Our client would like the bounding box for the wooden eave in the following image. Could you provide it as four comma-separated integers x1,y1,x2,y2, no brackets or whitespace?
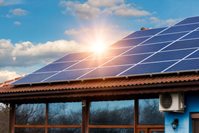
0,71,199,103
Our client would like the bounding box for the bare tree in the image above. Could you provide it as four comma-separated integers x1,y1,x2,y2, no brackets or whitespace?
0,104,9,133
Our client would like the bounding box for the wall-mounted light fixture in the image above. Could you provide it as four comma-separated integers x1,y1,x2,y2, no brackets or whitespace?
171,118,179,130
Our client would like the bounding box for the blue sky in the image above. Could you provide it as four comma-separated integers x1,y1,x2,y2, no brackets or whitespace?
0,0,199,82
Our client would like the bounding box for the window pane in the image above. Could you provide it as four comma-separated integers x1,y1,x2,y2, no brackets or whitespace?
48,128,81,133
15,128,45,133
15,104,45,125
139,99,164,125
48,102,82,125
90,100,134,125
89,128,134,133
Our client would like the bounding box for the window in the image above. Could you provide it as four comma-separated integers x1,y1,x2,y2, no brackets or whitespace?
15,128,45,133
137,99,164,133
15,104,45,125
139,99,164,125
89,100,134,132
13,99,164,133
48,102,82,125
14,102,82,133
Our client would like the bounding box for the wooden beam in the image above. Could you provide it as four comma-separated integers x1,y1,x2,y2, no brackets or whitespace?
134,99,138,133
88,125,134,128
9,104,15,133
45,103,48,133
82,100,90,133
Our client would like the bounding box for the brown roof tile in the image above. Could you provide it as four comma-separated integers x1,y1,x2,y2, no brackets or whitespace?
0,72,199,94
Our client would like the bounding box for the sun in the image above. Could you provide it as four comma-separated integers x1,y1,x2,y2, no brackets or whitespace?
90,39,107,54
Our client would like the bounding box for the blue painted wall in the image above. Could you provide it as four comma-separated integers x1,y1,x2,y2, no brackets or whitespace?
165,93,199,133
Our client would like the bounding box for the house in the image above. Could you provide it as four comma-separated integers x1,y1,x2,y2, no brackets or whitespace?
1,16,199,133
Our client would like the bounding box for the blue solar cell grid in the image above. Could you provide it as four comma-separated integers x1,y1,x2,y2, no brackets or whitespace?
13,16,199,85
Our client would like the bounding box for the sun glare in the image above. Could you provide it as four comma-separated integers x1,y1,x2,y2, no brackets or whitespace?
77,23,118,56
91,39,107,54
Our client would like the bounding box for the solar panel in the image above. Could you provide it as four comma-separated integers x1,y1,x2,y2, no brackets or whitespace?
165,58,199,72
113,37,150,47
164,39,199,51
120,61,177,76
160,23,199,34
34,61,77,73
13,16,199,85
123,42,170,55
181,30,199,40
44,69,93,82
142,32,188,44
176,16,199,26
124,27,166,39
79,65,131,79
143,49,196,63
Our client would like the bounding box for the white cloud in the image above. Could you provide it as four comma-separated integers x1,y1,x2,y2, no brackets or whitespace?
0,0,22,6
10,8,28,16
14,21,21,26
61,1,100,20
0,39,81,68
88,0,124,7
64,29,79,36
60,0,150,20
149,17,180,27
0,70,21,83
113,4,150,17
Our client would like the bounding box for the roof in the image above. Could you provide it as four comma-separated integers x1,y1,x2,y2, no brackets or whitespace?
0,71,199,102
2,16,199,102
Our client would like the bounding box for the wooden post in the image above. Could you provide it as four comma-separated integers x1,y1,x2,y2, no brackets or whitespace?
45,103,49,133
82,100,90,133
9,103,15,133
134,99,138,133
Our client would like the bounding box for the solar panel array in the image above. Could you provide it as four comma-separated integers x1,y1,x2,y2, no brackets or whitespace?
13,16,199,85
